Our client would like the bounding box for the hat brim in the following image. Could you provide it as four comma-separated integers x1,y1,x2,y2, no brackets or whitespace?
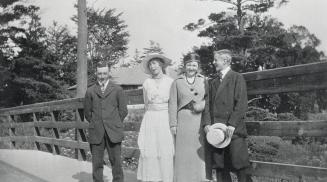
141,54,172,75
206,123,232,148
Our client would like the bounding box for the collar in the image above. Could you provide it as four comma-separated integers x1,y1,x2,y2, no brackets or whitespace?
98,79,109,89
220,66,231,79
177,73,204,79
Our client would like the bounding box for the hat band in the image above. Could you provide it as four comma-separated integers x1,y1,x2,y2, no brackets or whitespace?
216,129,227,145
184,59,199,64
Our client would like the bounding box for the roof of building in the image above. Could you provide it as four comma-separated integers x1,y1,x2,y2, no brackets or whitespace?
110,66,149,85
67,65,179,90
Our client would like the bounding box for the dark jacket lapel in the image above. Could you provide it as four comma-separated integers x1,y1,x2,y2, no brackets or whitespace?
215,70,233,100
103,82,115,98
210,77,220,102
94,82,103,98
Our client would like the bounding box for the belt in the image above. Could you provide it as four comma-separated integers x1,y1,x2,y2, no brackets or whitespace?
147,103,168,111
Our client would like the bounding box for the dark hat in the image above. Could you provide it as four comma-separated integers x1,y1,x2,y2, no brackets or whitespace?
214,49,233,56
183,53,200,65
96,62,110,68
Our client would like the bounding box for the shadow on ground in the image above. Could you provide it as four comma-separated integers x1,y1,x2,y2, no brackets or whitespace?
72,171,109,182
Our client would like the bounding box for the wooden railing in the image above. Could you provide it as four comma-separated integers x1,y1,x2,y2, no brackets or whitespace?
1,61,327,180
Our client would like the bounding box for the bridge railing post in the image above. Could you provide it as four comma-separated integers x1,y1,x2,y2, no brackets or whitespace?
51,111,61,155
75,108,87,161
7,115,16,149
32,113,41,151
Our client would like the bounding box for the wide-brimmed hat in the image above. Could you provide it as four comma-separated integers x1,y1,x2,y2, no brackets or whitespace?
141,54,172,75
206,123,232,148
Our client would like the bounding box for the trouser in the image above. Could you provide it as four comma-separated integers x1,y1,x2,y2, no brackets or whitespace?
215,168,252,182
90,133,123,182
211,137,252,182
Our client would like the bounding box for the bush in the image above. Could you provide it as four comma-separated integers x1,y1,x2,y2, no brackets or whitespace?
277,113,300,121
246,106,277,121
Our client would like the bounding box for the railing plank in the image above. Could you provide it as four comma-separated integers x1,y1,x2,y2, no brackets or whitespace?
246,72,327,95
0,136,35,143
0,98,84,115
1,120,327,137
244,61,327,81
250,160,327,179
0,62,326,114
34,121,89,129
34,136,89,150
246,120,327,137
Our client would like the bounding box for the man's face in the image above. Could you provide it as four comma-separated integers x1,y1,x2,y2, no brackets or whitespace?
96,66,110,83
213,53,229,71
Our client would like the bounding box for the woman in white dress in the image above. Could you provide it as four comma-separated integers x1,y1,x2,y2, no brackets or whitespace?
137,54,174,182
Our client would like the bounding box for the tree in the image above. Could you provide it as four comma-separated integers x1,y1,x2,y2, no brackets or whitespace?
72,8,129,68
121,40,164,68
184,0,326,119
45,22,77,85
141,40,164,57
0,2,65,107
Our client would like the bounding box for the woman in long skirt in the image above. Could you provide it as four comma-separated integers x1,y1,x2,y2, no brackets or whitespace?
169,53,210,182
137,54,174,182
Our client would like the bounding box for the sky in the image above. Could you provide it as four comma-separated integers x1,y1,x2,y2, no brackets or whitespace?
29,0,327,64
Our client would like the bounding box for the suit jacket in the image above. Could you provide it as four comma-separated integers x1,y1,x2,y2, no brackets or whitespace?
202,69,248,137
84,82,128,144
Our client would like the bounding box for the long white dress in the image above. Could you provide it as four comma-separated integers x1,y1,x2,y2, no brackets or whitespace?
137,75,174,182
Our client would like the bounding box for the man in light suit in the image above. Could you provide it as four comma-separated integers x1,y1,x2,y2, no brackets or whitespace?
84,63,128,182
202,49,252,182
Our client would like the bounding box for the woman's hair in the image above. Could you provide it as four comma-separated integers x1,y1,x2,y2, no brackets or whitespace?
148,58,166,74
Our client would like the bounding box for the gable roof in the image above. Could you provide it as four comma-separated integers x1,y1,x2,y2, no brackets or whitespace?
110,66,149,85
67,65,179,90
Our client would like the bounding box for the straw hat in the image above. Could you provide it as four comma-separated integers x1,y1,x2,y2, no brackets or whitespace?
206,123,232,148
141,54,172,75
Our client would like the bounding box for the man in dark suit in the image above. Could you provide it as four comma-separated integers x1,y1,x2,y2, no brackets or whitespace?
84,63,128,182
202,49,252,182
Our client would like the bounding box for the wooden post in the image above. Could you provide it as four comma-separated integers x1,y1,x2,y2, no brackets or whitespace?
32,113,41,150
7,115,15,148
75,109,87,161
76,0,88,98
51,112,61,155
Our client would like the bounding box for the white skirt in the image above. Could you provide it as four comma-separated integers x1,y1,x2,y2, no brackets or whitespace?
137,109,174,182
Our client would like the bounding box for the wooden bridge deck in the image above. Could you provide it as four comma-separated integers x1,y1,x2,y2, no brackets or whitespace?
0,149,136,182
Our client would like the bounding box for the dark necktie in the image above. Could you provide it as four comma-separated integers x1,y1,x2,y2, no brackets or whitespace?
217,71,223,81
101,83,105,93
212,71,222,92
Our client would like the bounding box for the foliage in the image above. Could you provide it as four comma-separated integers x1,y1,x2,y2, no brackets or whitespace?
0,2,66,107
72,8,129,69
184,0,326,118
122,40,164,67
246,106,277,121
248,136,327,168
141,40,164,57
45,22,77,85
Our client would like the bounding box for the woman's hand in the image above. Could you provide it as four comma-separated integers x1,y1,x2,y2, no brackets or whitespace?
170,126,177,135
